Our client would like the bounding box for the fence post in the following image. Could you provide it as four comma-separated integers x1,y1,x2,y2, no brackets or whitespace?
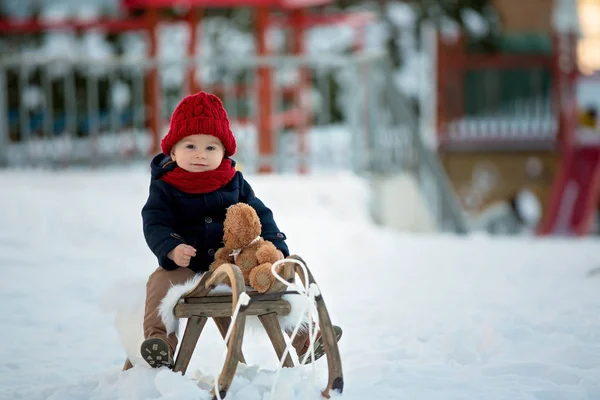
0,66,8,166
255,6,274,173
146,7,162,156
419,22,438,151
347,62,365,174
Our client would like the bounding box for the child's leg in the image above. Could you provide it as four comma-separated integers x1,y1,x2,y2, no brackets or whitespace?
143,266,196,356
286,324,343,364
290,327,312,355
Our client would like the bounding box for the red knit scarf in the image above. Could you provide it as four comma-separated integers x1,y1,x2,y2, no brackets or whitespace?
161,158,236,194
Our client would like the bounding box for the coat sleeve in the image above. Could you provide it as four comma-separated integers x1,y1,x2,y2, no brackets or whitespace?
239,176,290,257
141,181,183,270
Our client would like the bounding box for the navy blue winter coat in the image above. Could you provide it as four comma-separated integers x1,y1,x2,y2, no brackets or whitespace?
142,154,289,273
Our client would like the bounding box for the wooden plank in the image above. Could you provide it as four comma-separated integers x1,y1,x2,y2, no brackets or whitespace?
288,254,307,287
173,316,207,375
302,261,344,398
185,295,236,304
174,300,290,318
214,316,231,340
266,259,296,293
258,313,294,368
183,271,215,298
213,317,247,364
204,264,247,399
184,291,296,303
122,358,133,371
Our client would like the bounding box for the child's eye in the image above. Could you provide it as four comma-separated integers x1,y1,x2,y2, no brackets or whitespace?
207,145,216,151
186,144,195,150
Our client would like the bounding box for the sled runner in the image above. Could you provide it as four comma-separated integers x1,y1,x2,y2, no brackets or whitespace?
123,255,343,400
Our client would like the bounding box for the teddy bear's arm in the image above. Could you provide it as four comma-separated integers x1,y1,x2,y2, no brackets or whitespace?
255,241,283,265
209,247,234,271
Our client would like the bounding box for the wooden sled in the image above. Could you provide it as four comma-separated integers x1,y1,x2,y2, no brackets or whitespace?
123,255,343,400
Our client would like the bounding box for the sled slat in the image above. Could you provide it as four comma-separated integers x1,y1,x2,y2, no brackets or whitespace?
266,260,295,293
183,271,215,298
175,300,290,318
259,312,294,368
122,358,133,371
213,317,247,364
173,315,207,375
206,264,247,399
184,290,294,303
288,255,344,398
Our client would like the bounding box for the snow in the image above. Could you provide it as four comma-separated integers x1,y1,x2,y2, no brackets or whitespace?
110,81,131,111
460,9,489,38
386,2,416,28
514,189,542,227
1,167,600,399
21,85,45,110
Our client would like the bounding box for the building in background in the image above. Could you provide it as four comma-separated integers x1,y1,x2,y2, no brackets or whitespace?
435,0,600,235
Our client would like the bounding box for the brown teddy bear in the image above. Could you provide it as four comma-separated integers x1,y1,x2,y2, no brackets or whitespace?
209,203,283,293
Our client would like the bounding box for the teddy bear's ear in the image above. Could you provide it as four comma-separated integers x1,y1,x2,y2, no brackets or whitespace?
238,204,259,223
227,203,259,224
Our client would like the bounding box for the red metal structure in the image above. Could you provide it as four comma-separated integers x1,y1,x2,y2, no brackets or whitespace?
436,31,600,235
0,0,375,173
123,0,335,173
536,34,600,235
436,34,557,150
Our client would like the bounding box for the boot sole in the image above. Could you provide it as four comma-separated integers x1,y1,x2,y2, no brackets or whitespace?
140,338,173,368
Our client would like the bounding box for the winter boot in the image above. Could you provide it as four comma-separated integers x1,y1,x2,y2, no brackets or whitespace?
295,325,343,365
140,337,174,368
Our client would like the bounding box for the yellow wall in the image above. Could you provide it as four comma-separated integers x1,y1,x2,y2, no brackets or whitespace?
441,151,560,214
491,0,554,33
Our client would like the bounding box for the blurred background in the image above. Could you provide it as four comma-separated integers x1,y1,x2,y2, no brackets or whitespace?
0,0,597,238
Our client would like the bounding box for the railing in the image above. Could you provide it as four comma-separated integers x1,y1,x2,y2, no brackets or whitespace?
348,56,468,233
435,33,574,151
0,51,467,233
0,52,380,171
0,55,150,167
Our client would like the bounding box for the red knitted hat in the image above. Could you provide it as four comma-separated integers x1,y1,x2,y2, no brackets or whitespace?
161,92,236,157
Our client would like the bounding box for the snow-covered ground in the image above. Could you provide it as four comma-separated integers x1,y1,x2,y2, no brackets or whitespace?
1,166,600,400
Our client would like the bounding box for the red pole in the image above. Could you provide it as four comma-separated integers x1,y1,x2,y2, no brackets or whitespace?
537,32,580,235
147,7,162,155
435,32,446,145
353,24,366,52
455,34,466,124
290,9,309,174
186,8,202,95
436,33,465,147
553,32,578,153
256,6,274,173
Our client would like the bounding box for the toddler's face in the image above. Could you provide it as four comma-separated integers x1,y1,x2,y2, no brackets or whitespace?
170,134,225,172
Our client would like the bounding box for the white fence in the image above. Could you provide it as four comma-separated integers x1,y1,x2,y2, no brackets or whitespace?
0,52,380,172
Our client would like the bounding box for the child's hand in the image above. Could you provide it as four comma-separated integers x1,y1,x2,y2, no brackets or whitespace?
168,244,197,267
